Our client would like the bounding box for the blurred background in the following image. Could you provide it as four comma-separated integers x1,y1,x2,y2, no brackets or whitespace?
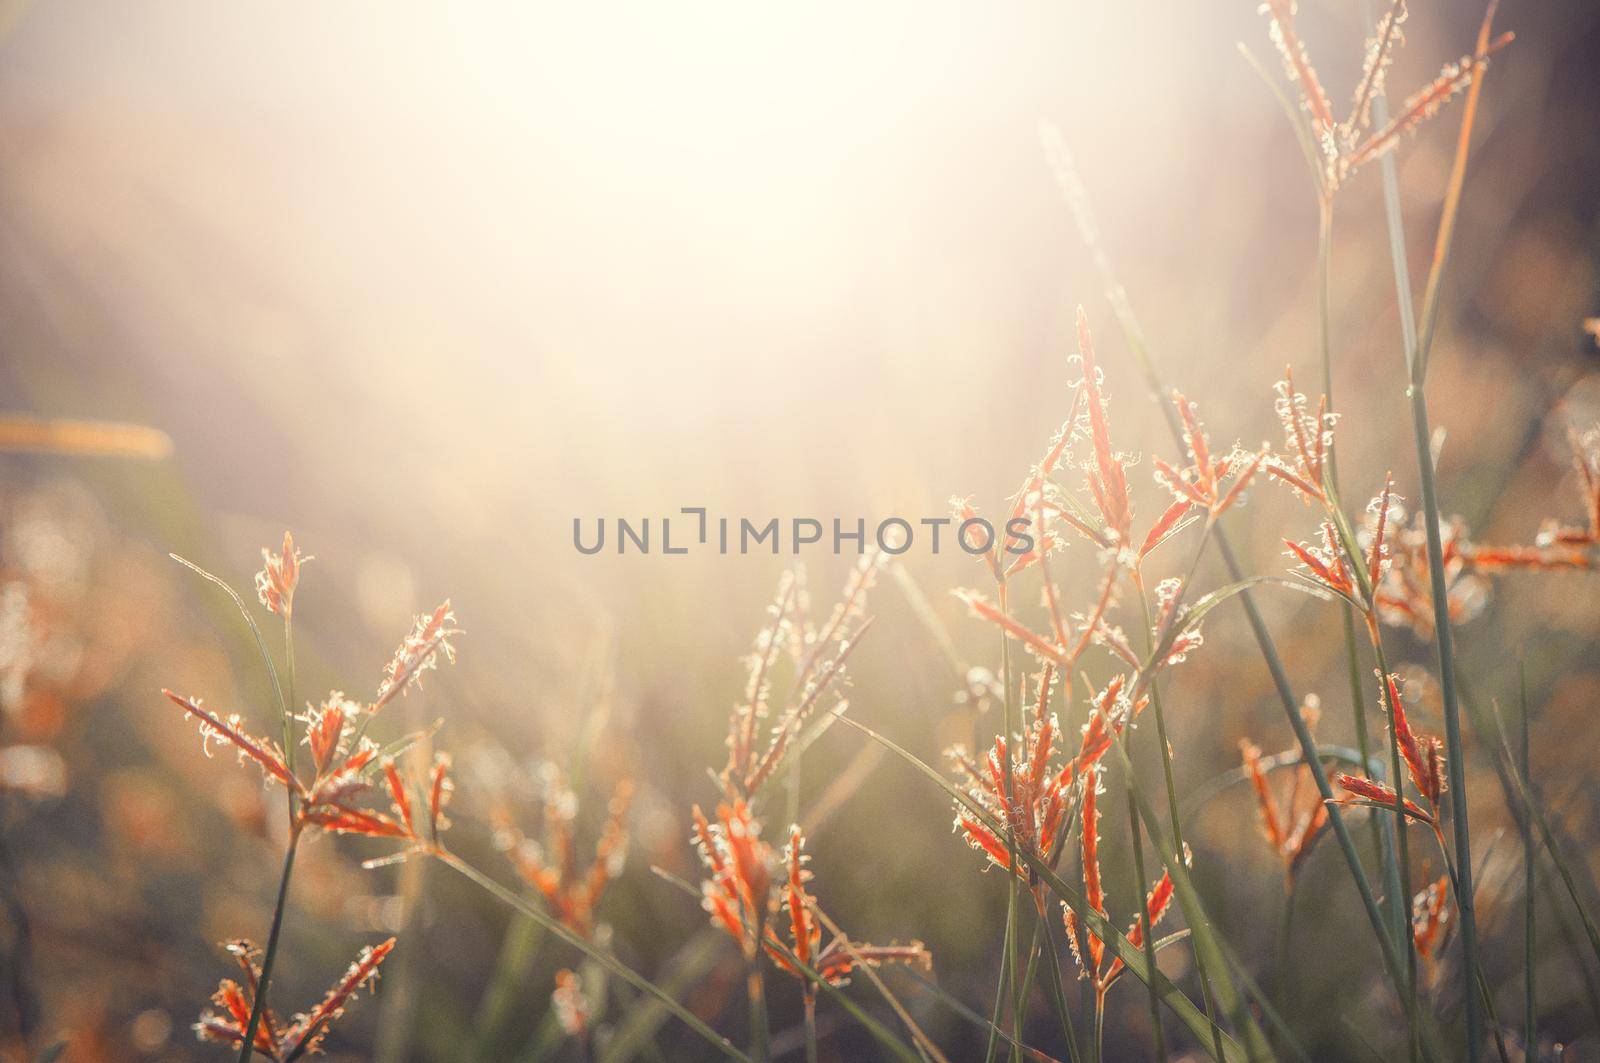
1,0,1599,1058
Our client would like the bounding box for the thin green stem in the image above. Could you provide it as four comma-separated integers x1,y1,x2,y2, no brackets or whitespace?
238,832,300,1063
746,955,769,1063
1126,792,1168,1061
440,852,752,1062
1405,379,1483,1060
1132,574,1222,1061
283,616,297,783
1363,5,1497,1051
1275,885,1295,1022
1520,666,1536,1059
1092,992,1104,1063
1459,681,1600,968
1320,187,1408,980
1370,635,1421,1063
240,611,301,1063
999,583,1024,1063
1030,890,1084,1063
983,900,1015,1063
804,991,818,1063
1317,196,1398,935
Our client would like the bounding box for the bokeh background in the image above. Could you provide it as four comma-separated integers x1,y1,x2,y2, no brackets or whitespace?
1,0,1599,1058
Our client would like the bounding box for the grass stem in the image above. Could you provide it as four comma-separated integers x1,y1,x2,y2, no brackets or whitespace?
237,832,300,1063
1520,665,1536,1059
1125,791,1168,1061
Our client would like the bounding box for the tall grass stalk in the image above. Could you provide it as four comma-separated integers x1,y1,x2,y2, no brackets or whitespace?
998,584,1026,1063
1520,665,1536,1057
1125,792,1168,1061
984,901,1016,1063
1131,571,1225,1060
439,851,754,1062
1361,6,1508,1052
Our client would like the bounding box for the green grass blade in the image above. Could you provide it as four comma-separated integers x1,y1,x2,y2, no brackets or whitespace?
1032,895,1084,1063
1125,791,1170,1061
1106,737,1274,1062
439,852,753,1063
170,553,291,757
600,932,727,1063
1214,936,1313,1063
1520,666,1536,1059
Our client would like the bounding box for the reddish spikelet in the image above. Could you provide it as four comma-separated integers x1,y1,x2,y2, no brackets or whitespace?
585,779,634,903
1130,873,1175,950
692,800,774,956
1215,450,1267,519
727,575,796,784
504,772,631,936
1155,391,1262,523
255,532,308,620
688,814,933,988
1080,767,1106,970
723,800,770,907
782,827,819,971
1347,0,1409,139
195,941,282,1055
1267,371,1334,504
724,565,875,798
1376,512,1491,637
164,691,299,793
1412,874,1452,962
1380,672,1443,809
1154,457,1210,509
301,805,411,839
1284,524,1356,600
956,591,1068,665
954,812,1017,874
383,758,415,837
1100,870,1176,990
373,600,459,713
1333,772,1433,825
551,968,590,1040
1026,666,1057,792
1060,797,1178,995
1174,391,1213,494
197,938,394,1060
813,942,933,986
1241,727,1330,883
1005,390,1088,531
690,804,747,943
1367,474,1397,593
1260,0,1335,138
1342,31,1514,175
427,752,454,836
304,694,356,777
1138,498,1195,563
950,495,1005,581
950,669,1078,880
1241,740,1288,851
1469,545,1590,570
279,938,396,1059
1075,308,1133,544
